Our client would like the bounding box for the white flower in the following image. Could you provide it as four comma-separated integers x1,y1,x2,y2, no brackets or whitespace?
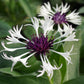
37,55,62,79
0,17,78,79
39,2,81,26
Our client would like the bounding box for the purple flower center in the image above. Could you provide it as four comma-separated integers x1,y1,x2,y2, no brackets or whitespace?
26,35,53,55
52,12,67,24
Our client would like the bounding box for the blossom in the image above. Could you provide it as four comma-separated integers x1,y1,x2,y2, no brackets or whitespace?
39,2,81,28
0,17,78,79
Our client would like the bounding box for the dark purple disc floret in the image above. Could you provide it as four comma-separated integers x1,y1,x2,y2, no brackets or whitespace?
26,35,53,55
52,12,67,24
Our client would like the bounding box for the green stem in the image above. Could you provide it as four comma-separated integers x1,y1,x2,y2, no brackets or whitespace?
48,76,53,84
49,79,53,84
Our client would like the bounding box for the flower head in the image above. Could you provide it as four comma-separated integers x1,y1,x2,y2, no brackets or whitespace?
26,34,53,55
0,17,78,79
39,2,81,27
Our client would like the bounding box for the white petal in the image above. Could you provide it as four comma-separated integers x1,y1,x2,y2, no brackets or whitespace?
11,62,17,71
50,46,74,64
58,24,74,37
1,53,12,60
61,3,70,14
53,24,78,44
19,52,36,67
53,64,63,70
53,4,61,13
9,25,28,41
37,55,61,79
24,17,39,37
54,24,74,42
66,10,81,25
63,24,74,36
63,32,79,41
2,52,31,71
6,36,26,45
39,2,54,18
40,17,54,36
37,70,45,77
1,42,26,52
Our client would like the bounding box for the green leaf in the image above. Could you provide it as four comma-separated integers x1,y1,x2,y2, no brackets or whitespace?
78,7,84,14
19,0,42,18
9,0,15,13
27,0,42,14
49,45,64,84
53,61,62,84
59,46,67,83
63,76,84,84
78,17,84,73
50,44,67,83
22,25,36,39
0,73,50,84
0,21,11,38
63,28,82,82
0,68,21,77
19,0,34,17
79,17,84,58
14,56,41,74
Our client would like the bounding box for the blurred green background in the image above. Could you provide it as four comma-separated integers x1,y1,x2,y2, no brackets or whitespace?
0,0,84,84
